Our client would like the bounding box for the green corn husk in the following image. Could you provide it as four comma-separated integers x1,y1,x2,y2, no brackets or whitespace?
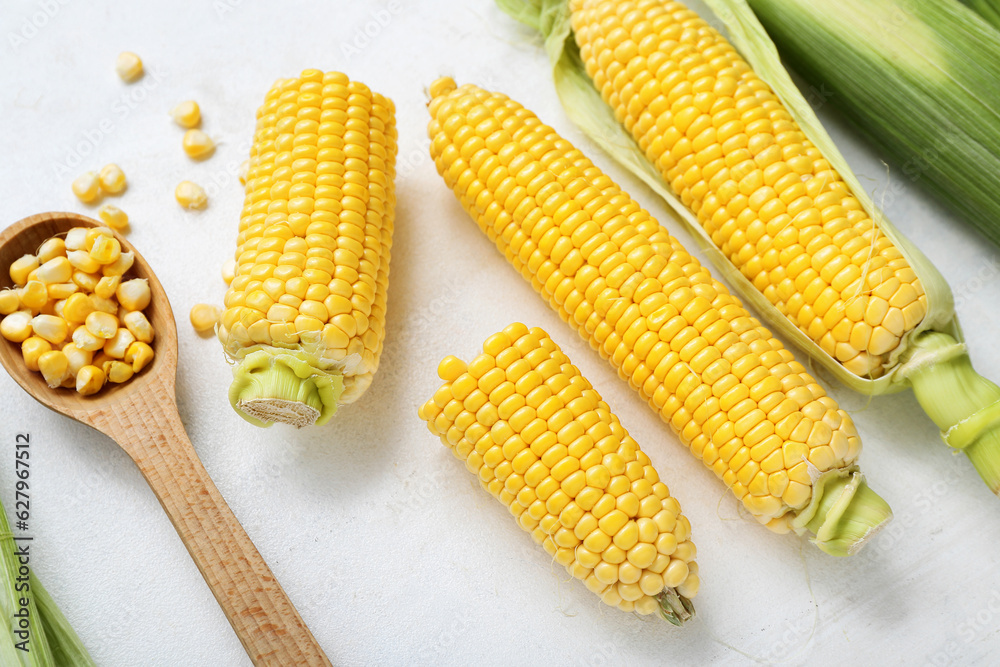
960,0,1000,29
495,0,1000,493
747,0,1000,248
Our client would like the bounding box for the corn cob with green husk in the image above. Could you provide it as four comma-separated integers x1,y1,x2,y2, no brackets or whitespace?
426,77,892,555
495,0,1000,493
419,324,698,621
959,0,1000,29
217,69,396,427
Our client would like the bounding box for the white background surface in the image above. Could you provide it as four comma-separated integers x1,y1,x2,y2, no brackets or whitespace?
1,1,999,665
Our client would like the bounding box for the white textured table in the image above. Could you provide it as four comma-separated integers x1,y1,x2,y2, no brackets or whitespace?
2,1,999,665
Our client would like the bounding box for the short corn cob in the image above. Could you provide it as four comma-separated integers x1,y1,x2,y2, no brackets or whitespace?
217,69,396,427
568,0,927,379
427,78,891,554
419,323,698,621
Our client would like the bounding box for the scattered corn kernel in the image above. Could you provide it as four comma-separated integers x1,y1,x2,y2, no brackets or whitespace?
182,129,215,159
98,204,129,230
103,327,135,359
36,238,66,263
62,343,93,375
47,283,78,301
71,172,101,203
85,311,118,339
71,271,99,292
98,164,127,195
116,279,150,311
38,350,70,388
0,290,18,315
175,181,207,209
106,360,134,383
89,235,122,265
189,303,220,333
36,257,73,284
9,255,38,286
102,251,134,277
94,275,120,300
76,365,106,396
123,310,154,343
170,100,201,128
21,337,52,372
18,281,48,311
31,314,69,345
124,341,154,373
67,250,101,273
84,227,114,251
64,228,89,252
115,51,143,82
63,293,94,323
72,325,104,352
1,311,33,343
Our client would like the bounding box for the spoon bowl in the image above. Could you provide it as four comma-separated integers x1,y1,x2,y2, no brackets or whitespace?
0,212,331,667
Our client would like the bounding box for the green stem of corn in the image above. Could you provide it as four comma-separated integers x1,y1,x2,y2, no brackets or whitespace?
229,349,343,428
901,332,1000,493
797,472,892,556
656,588,695,626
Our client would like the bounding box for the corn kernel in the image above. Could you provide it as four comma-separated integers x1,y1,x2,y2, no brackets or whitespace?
38,350,70,388
72,325,104,352
115,51,143,82
17,281,48,311
124,341,154,373
2,311,34,343
237,160,249,185
85,311,118,339
103,327,135,359
182,129,215,159
98,164,127,194
36,238,66,263
76,365,106,396
102,251,134,277
46,283,78,301
31,314,68,345
94,275,120,300
189,303,220,333
123,310,154,343
221,257,236,285
71,172,101,203
98,204,129,230
84,227,114,251
62,343,93,375
0,290,18,316
9,255,39,286
107,360,134,383
89,235,121,265
21,337,52,372
64,228,88,251
116,279,150,311
170,100,201,128
175,181,207,209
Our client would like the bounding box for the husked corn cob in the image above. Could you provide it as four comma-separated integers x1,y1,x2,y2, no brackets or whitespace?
427,78,891,554
419,323,698,621
217,69,396,428
568,0,926,379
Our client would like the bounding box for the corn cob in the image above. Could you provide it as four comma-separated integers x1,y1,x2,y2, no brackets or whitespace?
427,77,891,555
419,323,698,621
217,69,396,427
495,0,1000,493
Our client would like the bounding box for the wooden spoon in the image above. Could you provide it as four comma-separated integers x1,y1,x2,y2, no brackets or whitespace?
0,212,331,666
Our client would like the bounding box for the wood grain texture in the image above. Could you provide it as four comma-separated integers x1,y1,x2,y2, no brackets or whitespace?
0,212,331,666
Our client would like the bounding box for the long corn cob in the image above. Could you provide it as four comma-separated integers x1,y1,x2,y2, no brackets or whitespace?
427,77,891,555
419,323,698,621
218,69,396,427
496,0,1000,493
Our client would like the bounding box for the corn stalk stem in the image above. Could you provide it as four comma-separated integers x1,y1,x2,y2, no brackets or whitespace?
229,349,343,428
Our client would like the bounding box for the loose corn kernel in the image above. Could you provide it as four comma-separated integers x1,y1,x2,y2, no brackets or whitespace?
85,311,118,339
102,251,134,277
38,350,70,388
63,293,94,323
67,250,100,274
419,324,698,617
72,172,101,203
182,129,215,159
76,365,106,396
94,275,120,300
189,303,220,332
17,281,47,311
72,325,104,352
64,228,88,251
175,181,207,209
0,290,18,315
106,360,134,383
124,341,154,373
89,296,118,315
36,257,73,284
36,238,66,263
92,352,113,375
1,311,33,342
31,315,69,345
116,279,150,311
9,255,39,286
84,227,114,251
62,343,93,375
98,164,127,194
115,51,143,82
89,235,122,265
123,311,154,343
103,327,135,358
98,204,129,230
170,100,201,128
21,337,52,372
47,283,78,300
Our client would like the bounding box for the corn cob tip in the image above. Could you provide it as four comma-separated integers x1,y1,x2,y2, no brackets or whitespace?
228,350,343,428
429,77,457,100
797,471,892,556
657,588,695,626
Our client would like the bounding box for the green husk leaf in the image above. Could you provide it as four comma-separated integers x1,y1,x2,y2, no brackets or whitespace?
31,575,95,667
0,505,53,666
793,470,893,556
495,0,959,394
959,0,1000,31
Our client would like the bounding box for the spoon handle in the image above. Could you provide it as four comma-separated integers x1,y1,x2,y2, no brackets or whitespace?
95,395,331,667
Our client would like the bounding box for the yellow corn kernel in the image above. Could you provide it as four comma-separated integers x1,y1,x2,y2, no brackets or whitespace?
89,235,122,265
9,255,39,287
64,228,88,251
89,295,118,315
76,365,106,396
17,281,48,311
94,275,120,301
115,51,143,82
21,337,52,372
189,303,220,333
85,311,118,339
0,290,18,316
102,251,134,277
116,279,150,311
31,314,68,345
36,238,66,263
170,100,201,128
84,227,114,251
124,341,154,373
418,324,697,619
67,250,101,274
98,203,129,230
72,172,101,203
221,258,236,285
175,181,207,209
71,325,104,352
106,360,134,384
122,310,154,343
62,343,93,375
182,129,215,159
98,164,127,194
46,283,78,301
38,350,70,388
36,257,72,284
103,327,135,359
2,311,33,343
